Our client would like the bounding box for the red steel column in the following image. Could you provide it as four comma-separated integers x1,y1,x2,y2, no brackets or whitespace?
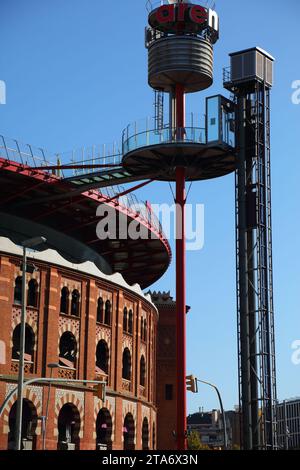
175,84,187,450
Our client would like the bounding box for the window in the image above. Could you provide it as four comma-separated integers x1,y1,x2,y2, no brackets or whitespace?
96,340,109,375
165,384,173,401
97,297,104,324
60,287,69,314
142,417,149,450
140,355,146,387
71,290,80,316
104,300,111,326
122,348,131,381
128,310,133,334
59,331,77,368
143,319,147,342
14,277,22,305
27,279,38,308
123,308,128,332
140,318,144,340
12,324,35,362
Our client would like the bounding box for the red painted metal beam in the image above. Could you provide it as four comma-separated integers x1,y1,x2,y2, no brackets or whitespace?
175,83,187,451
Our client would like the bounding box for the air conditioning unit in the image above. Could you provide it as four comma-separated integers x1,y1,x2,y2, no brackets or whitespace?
230,47,274,87
22,440,33,450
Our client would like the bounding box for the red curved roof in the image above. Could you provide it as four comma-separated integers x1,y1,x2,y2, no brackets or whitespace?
0,158,171,288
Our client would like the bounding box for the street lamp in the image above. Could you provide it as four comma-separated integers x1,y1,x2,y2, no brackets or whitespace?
195,378,228,450
14,236,46,451
42,363,59,450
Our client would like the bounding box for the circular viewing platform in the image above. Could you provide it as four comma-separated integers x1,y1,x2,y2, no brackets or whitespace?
122,120,236,182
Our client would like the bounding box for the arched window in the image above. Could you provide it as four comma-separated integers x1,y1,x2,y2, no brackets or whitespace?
57,403,80,450
140,355,146,387
152,423,156,450
59,331,77,368
97,297,104,324
8,399,38,450
96,340,109,375
104,300,111,326
12,324,35,362
128,310,133,334
142,417,149,450
123,413,135,451
122,348,131,381
143,319,147,342
71,290,80,316
96,408,112,450
123,307,128,332
140,318,144,340
60,287,69,314
27,279,38,308
14,276,22,305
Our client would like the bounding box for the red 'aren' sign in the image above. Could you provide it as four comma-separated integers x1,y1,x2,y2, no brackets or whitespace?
156,4,208,25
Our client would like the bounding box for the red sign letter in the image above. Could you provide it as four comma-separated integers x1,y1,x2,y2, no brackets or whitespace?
177,3,189,21
190,5,207,25
156,5,175,24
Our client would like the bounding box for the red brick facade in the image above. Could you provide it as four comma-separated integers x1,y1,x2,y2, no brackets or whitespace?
0,245,157,450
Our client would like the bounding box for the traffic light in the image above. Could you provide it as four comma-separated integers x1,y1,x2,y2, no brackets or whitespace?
93,382,106,401
186,375,197,393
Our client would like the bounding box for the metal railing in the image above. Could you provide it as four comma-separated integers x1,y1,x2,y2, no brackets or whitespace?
223,66,231,84
0,135,165,238
122,124,205,155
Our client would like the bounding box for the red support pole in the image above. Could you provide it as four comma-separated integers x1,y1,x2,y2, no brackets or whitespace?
175,83,187,450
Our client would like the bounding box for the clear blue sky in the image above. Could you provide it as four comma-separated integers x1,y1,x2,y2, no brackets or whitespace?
1,0,299,413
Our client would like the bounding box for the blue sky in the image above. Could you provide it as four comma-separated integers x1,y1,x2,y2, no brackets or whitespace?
0,0,299,413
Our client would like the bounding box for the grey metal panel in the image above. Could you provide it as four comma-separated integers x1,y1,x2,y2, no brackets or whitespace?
266,58,273,87
231,54,243,81
148,36,213,93
243,51,255,78
256,52,264,80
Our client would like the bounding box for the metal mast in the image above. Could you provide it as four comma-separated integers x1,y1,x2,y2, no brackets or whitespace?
225,48,277,449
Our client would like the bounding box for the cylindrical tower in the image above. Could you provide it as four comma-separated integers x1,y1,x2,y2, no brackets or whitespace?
122,1,235,451
145,1,219,451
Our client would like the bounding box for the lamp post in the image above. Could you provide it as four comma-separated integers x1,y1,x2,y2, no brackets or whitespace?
196,378,228,450
14,236,46,451
42,363,59,450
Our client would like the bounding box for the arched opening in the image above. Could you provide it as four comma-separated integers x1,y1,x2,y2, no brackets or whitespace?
142,417,149,450
123,413,135,450
104,300,111,326
57,403,80,450
128,309,133,334
27,279,38,308
14,276,22,305
70,290,80,316
59,331,77,368
96,408,112,450
144,319,147,342
123,307,128,332
122,348,131,381
97,297,104,324
60,287,69,314
12,324,35,362
140,318,144,340
8,399,37,450
95,340,109,375
140,355,146,387
152,422,156,450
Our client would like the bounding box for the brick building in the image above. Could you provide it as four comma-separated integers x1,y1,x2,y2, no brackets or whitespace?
0,237,158,450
